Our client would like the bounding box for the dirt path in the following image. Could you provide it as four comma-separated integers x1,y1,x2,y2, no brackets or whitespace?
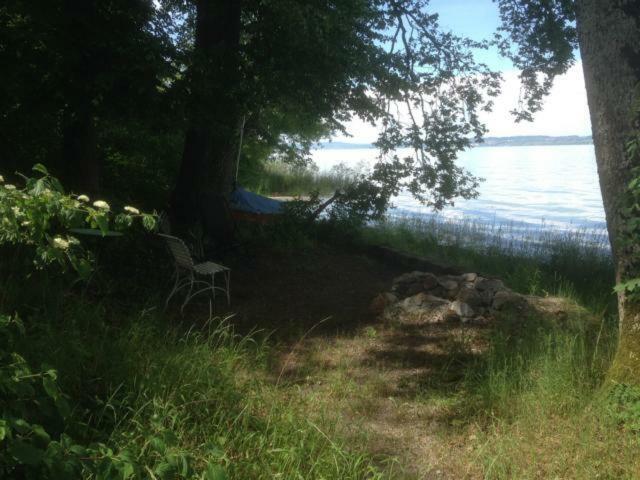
197,245,489,478
275,302,489,478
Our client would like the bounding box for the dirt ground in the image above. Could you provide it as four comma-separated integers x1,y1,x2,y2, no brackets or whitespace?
176,244,494,478
220,245,406,339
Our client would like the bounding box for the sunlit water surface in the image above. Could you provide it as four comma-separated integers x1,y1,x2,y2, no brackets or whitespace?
312,145,607,238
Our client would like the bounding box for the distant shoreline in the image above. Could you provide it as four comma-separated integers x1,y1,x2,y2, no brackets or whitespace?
319,135,593,150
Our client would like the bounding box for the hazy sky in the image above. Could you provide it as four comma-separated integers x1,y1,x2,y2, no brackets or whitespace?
334,0,592,143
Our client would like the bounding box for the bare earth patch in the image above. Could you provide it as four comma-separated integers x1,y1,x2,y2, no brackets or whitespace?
186,246,601,478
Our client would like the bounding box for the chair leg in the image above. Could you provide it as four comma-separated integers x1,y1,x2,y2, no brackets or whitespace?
180,274,195,314
165,269,180,311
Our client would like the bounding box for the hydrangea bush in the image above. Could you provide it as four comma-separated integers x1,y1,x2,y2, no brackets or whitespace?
0,164,156,279
0,165,165,479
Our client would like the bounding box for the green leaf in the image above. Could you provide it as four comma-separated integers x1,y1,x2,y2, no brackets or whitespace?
142,214,156,232
154,462,175,479
9,440,44,466
149,436,166,454
94,214,109,234
0,419,7,441
31,424,51,444
43,375,60,400
32,163,49,175
69,444,87,456
204,464,228,480
614,278,640,293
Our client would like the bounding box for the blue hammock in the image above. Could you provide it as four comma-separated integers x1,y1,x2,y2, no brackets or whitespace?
230,186,283,215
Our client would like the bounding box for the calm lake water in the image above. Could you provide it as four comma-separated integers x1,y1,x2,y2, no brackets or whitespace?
312,144,607,234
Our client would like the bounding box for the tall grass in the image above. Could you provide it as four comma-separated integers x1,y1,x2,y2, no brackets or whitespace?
0,247,386,479
363,214,615,311
250,162,359,196
353,214,640,476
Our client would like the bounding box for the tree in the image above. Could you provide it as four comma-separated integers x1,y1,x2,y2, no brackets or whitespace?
497,0,640,384
166,0,502,224
0,0,172,194
576,0,640,383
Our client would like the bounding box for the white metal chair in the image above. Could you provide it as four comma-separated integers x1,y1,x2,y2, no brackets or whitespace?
158,234,231,313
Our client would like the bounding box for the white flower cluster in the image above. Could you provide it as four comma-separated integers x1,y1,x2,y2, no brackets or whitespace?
77,194,90,202
93,200,110,210
124,205,140,215
0,175,4,183
53,236,70,250
52,236,79,250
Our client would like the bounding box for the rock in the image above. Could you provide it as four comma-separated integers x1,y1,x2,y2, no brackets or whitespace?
457,287,483,308
423,294,450,306
369,292,397,315
462,272,478,282
402,292,428,308
402,292,449,308
429,286,448,299
405,282,424,297
392,271,430,298
422,272,439,290
438,276,460,299
439,278,459,290
449,300,474,319
479,289,495,306
475,277,506,293
475,277,505,293
492,290,523,310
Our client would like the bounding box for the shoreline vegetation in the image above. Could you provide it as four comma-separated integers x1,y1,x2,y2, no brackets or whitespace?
4,168,635,479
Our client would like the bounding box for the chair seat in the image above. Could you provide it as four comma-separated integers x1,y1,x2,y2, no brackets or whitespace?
194,261,229,275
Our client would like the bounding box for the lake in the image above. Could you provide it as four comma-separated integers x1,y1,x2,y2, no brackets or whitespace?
312,144,607,234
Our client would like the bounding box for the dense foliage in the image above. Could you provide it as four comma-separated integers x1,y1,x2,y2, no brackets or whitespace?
0,0,511,220
0,165,155,278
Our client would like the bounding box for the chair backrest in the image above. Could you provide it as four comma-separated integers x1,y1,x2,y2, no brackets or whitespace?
158,234,194,270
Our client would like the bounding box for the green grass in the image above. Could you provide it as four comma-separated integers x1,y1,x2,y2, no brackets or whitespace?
362,215,615,312
355,215,640,478
3,213,638,478
0,254,387,479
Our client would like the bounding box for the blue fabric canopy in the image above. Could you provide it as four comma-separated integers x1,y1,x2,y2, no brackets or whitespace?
230,186,283,215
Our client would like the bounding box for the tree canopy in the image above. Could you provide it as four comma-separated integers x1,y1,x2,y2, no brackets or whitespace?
2,0,522,218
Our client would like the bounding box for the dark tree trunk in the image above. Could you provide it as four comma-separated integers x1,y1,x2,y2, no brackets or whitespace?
61,106,100,194
576,0,640,383
171,0,243,225
56,0,102,194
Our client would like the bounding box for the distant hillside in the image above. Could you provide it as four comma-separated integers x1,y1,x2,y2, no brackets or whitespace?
319,142,375,150
319,135,593,150
475,135,593,147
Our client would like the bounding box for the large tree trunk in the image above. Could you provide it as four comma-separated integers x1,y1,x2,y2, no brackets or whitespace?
61,106,100,195
171,0,242,225
56,0,102,195
576,0,640,383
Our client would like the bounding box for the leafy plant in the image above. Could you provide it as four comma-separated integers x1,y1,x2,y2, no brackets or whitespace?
0,164,156,279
